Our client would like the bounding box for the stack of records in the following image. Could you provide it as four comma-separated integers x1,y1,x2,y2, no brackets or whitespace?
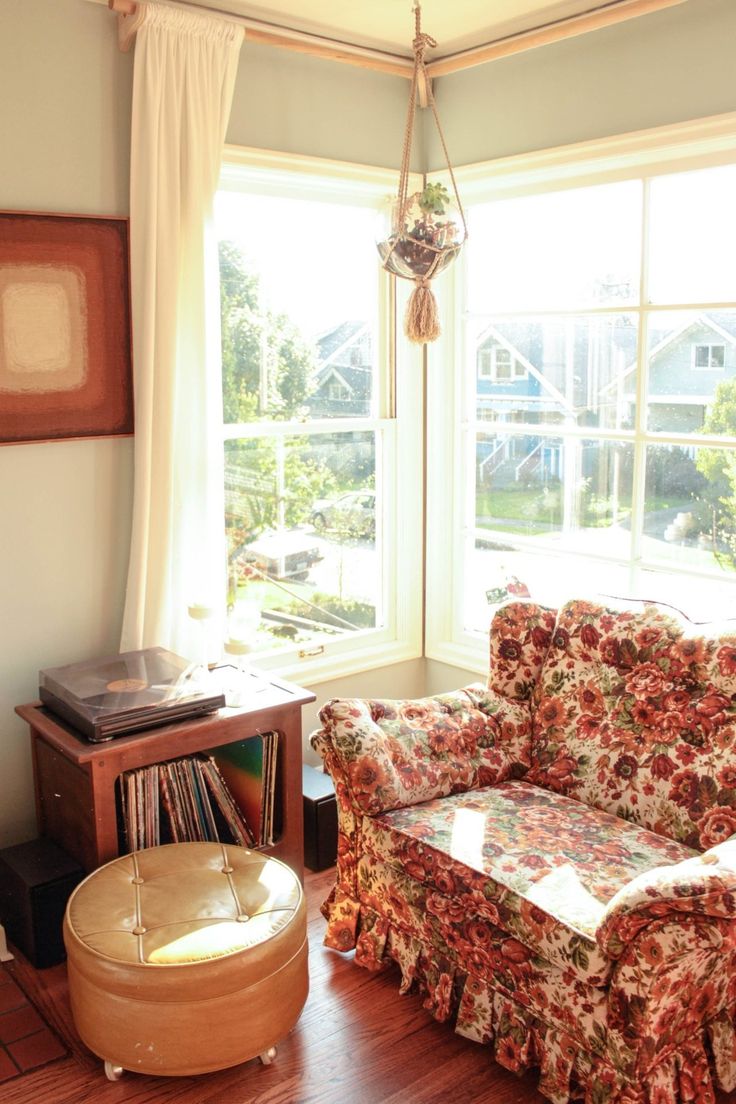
118,755,255,851
212,732,279,847
39,647,226,742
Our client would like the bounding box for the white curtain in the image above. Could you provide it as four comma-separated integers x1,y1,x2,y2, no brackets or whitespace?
121,3,242,661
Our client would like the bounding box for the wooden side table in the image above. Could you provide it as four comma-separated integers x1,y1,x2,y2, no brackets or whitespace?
16,676,315,879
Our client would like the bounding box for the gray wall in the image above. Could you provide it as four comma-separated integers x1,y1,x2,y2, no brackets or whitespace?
229,42,412,169
0,0,414,848
428,0,736,169
0,0,135,848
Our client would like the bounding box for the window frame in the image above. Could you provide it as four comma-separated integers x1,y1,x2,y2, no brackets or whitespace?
490,346,526,381
692,343,726,370
477,348,493,380
216,147,424,685
425,112,736,676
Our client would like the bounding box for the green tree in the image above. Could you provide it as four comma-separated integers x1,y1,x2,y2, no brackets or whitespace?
283,444,337,527
219,241,261,423
219,240,316,422
696,379,736,566
266,321,314,420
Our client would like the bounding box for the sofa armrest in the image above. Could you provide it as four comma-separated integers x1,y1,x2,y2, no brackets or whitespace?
310,684,532,817
596,838,736,959
310,684,531,952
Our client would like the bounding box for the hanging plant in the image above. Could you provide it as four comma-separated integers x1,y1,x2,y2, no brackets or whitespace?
376,4,467,344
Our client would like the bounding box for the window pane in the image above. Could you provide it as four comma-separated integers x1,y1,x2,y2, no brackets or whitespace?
464,549,736,635
217,192,378,422
646,311,736,432
643,443,736,577
466,180,641,313
648,164,736,305
471,315,636,429
225,431,380,653
475,434,633,551
463,544,633,634
632,566,736,621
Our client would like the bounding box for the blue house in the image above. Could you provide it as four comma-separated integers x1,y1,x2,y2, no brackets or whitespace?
599,312,736,432
474,317,636,487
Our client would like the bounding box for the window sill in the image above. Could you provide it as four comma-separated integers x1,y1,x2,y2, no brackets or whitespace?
258,637,424,689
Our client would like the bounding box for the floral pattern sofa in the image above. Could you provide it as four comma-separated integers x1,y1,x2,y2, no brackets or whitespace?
310,599,736,1104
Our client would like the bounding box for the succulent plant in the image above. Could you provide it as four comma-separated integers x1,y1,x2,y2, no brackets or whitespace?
417,182,451,217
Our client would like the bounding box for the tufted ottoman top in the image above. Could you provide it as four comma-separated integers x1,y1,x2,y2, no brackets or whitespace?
63,842,305,1002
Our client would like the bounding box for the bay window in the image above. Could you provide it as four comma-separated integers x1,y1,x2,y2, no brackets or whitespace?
427,120,736,671
214,122,736,682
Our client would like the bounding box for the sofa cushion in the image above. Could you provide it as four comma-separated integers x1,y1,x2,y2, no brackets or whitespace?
528,598,736,848
362,780,695,986
487,600,557,702
317,687,532,816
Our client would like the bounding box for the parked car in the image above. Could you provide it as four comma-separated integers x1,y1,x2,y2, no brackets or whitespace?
310,491,376,538
242,529,322,582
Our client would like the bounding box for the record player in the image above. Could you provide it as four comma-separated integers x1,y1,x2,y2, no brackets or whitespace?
39,647,226,742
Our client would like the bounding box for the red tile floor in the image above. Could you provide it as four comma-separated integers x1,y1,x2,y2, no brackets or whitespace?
0,970,66,1083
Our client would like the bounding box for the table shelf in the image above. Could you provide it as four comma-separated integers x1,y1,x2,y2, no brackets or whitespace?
17,676,315,880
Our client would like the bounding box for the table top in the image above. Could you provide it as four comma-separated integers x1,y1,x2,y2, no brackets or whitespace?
17,674,316,765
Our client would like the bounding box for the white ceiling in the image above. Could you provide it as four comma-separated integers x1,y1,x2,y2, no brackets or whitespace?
208,0,630,57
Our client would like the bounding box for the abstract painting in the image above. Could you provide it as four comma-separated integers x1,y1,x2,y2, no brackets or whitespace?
0,212,133,444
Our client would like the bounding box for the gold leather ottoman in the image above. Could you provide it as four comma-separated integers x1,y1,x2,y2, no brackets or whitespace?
62,842,308,1081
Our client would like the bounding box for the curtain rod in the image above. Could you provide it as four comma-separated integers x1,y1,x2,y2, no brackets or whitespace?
105,0,687,78
106,0,414,76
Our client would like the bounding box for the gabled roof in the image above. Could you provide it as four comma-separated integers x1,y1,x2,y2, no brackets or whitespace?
313,319,372,397
313,362,372,395
476,322,573,412
316,320,370,367
599,312,736,397
317,365,354,395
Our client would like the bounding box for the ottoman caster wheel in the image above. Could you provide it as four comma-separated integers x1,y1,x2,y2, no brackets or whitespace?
259,1047,277,1065
104,1060,124,1081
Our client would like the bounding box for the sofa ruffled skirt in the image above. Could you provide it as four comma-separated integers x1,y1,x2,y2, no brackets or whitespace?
321,865,736,1104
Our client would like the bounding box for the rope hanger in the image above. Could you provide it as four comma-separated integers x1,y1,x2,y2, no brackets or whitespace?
379,2,467,344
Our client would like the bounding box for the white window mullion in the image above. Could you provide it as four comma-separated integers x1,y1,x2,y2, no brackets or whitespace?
629,177,652,565
457,261,477,648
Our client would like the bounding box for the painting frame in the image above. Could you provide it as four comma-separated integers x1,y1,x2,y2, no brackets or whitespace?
0,211,133,445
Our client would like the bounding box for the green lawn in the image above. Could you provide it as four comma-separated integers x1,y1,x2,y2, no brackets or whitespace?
476,486,694,535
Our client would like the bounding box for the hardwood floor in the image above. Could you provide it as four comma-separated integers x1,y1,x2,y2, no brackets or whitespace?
2,868,545,1103
3,869,734,1104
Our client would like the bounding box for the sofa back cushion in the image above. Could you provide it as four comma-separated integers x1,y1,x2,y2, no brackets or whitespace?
528,598,736,849
317,686,532,817
488,600,557,701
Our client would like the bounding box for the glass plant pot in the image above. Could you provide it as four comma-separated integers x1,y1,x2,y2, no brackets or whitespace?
377,190,463,281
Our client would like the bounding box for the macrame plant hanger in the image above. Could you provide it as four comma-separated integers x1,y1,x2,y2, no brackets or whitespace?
378,2,467,344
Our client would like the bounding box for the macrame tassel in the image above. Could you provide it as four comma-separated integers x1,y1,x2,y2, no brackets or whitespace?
405,280,441,344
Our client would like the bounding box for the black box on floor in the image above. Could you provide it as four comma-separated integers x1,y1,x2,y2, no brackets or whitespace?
0,838,84,968
302,764,337,871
